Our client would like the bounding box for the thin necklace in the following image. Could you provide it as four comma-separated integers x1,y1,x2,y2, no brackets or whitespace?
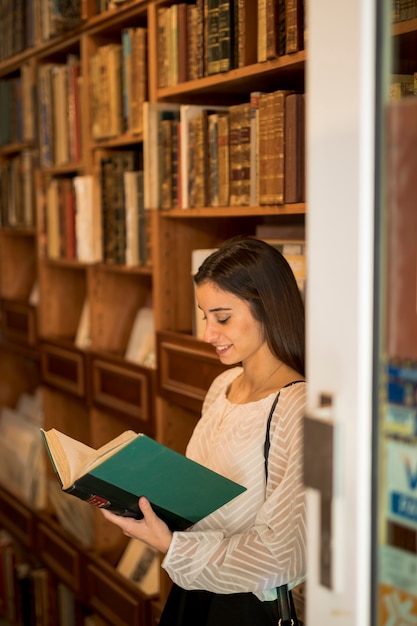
237,361,285,401
217,362,284,430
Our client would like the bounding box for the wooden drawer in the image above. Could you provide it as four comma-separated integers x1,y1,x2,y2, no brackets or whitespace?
91,355,154,431
87,558,150,626
157,331,227,413
36,520,82,592
0,486,35,548
0,299,37,346
40,342,86,397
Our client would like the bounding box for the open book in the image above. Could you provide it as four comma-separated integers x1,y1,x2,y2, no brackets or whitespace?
40,429,246,531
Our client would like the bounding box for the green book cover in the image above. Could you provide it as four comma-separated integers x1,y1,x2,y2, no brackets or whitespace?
41,429,246,531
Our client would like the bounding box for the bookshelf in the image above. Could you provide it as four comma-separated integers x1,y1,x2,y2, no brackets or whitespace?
0,0,310,624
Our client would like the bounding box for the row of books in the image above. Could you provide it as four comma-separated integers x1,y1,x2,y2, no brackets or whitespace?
143,92,305,210
0,531,157,626
392,0,417,22
157,0,305,88
0,389,46,510
0,0,83,63
38,55,82,168
0,529,96,626
0,66,35,147
39,164,151,268
390,73,417,100
89,29,148,141
0,151,36,228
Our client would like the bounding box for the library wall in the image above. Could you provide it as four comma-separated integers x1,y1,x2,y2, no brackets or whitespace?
0,0,312,624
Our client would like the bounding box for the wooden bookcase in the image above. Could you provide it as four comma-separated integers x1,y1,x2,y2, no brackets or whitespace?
0,0,312,624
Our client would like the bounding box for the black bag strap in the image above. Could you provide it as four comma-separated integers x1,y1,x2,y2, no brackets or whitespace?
264,381,304,482
264,381,304,626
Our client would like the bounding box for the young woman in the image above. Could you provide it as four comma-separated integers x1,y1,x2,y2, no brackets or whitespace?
101,236,306,625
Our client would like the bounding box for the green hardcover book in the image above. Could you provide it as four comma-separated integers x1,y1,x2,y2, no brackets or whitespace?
41,428,246,531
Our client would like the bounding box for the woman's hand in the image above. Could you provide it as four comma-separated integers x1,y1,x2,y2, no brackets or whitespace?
100,497,173,554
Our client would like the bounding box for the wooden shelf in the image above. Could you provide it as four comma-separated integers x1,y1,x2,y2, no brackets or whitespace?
0,0,313,622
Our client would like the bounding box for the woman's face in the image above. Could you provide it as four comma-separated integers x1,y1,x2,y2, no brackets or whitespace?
196,281,265,366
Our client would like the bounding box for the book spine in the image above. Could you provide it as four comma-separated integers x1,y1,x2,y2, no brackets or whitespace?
177,3,188,83
284,93,305,203
257,0,267,62
285,0,303,54
237,0,258,68
250,91,264,206
186,5,200,81
217,113,230,207
157,8,169,88
208,113,219,207
218,0,234,72
207,0,220,75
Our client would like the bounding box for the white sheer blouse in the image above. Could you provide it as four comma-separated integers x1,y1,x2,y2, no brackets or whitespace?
162,366,307,601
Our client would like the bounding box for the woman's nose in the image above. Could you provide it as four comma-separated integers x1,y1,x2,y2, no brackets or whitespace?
203,318,218,343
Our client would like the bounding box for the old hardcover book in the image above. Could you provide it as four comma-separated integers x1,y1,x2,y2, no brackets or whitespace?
123,27,147,134
265,0,284,59
250,91,265,206
258,90,291,205
187,4,199,80
143,102,181,209
218,0,234,72
257,0,267,61
284,93,305,203
258,92,274,204
285,0,304,54
157,7,169,88
386,98,417,360
41,428,246,531
160,118,174,209
180,104,228,208
236,0,258,68
217,112,230,206
229,102,251,206
177,3,188,83
207,0,221,75
188,113,207,208
208,113,220,206
67,57,81,163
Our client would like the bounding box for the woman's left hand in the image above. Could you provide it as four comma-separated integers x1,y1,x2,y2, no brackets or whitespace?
100,497,173,554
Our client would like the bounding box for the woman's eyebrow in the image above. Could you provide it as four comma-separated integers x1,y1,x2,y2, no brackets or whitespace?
198,305,232,312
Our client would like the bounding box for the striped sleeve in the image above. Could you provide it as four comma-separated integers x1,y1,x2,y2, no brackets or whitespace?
161,382,307,599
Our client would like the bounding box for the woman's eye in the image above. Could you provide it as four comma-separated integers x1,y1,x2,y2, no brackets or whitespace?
218,316,230,325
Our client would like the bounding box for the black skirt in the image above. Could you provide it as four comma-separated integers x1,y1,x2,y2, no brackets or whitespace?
159,583,297,626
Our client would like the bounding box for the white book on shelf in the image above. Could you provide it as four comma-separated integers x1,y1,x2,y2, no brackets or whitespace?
125,307,155,367
75,298,91,350
124,170,145,266
74,175,102,262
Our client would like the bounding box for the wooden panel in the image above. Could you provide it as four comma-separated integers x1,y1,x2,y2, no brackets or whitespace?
36,520,82,592
0,486,35,548
157,331,227,412
87,558,150,626
91,356,155,431
41,342,86,397
0,344,40,408
0,231,37,300
1,300,37,346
